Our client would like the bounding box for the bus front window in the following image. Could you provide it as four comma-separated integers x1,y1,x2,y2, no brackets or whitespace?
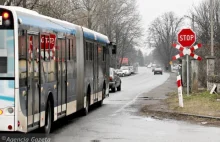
0,30,14,77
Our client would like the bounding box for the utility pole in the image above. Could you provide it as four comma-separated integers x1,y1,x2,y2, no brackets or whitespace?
206,0,215,81
210,0,214,56
192,14,195,31
23,0,26,8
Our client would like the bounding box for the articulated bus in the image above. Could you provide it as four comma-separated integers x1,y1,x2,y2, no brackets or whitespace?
0,6,116,134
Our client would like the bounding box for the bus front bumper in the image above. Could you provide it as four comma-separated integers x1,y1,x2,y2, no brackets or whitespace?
0,115,15,131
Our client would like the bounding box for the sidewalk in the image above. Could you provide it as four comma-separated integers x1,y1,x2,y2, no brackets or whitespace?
134,72,177,111
135,73,220,126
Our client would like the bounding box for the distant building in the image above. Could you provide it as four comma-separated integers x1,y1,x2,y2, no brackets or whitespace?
119,58,129,65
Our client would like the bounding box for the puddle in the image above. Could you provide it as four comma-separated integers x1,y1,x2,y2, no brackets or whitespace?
129,116,156,122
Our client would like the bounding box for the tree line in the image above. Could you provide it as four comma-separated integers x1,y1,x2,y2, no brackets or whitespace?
146,0,220,87
0,0,144,68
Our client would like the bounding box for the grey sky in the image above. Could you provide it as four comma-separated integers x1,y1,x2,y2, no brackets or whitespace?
137,0,203,54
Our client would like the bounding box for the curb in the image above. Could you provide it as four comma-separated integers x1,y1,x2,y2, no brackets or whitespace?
147,109,220,120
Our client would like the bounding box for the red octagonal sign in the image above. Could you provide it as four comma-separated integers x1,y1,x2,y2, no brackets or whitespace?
178,28,196,47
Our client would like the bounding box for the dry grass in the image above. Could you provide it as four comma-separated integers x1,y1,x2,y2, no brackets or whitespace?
166,91,220,117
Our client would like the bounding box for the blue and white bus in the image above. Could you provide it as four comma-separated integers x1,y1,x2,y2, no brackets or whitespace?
0,6,116,134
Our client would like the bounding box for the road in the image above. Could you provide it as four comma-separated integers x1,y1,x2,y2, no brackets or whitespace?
50,67,220,142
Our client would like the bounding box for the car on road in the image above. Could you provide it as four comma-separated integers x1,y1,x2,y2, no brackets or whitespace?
109,68,122,92
115,69,124,77
120,66,131,76
147,64,152,68
128,66,134,74
154,67,163,75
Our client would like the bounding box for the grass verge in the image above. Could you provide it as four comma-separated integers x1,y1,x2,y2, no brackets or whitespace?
166,91,220,117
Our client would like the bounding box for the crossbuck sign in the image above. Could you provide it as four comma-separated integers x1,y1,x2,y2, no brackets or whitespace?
172,43,202,60
172,28,202,96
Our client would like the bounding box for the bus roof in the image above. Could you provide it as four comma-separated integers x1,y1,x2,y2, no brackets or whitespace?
3,6,110,44
82,27,110,44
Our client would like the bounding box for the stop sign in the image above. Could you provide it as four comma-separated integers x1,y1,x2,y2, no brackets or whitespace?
178,28,196,47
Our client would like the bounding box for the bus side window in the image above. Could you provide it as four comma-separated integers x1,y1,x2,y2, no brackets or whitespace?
98,45,103,62
41,35,48,83
66,39,70,60
33,35,39,79
73,38,76,61
62,39,66,73
19,32,27,87
103,46,106,61
66,38,73,78
90,43,93,61
47,34,57,83
48,57,56,82
85,42,89,61
57,39,62,74
69,39,73,60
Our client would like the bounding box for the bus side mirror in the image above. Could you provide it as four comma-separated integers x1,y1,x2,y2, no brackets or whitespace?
112,45,117,54
18,18,22,25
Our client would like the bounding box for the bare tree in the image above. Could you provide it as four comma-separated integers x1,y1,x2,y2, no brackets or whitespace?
101,0,143,67
147,12,183,69
188,0,220,87
0,0,143,68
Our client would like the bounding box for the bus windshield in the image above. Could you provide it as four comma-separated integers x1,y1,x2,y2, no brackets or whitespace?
0,9,15,109
0,30,14,77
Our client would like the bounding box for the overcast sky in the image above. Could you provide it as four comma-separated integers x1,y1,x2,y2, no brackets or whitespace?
137,0,203,54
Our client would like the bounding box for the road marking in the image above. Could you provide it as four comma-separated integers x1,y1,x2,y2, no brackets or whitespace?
110,72,171,116
110,91,144,116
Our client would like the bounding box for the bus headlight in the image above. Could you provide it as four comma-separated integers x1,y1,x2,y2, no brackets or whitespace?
0,109,3,115
4,19,10,26
7,107,13,114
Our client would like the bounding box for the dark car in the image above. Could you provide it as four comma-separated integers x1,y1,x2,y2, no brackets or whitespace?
154,67,163,75
109,68,122,92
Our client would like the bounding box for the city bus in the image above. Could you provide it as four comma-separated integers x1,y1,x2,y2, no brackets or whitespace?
0,6,116,134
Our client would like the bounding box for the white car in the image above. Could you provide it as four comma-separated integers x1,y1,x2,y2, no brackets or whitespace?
115,69,124,77
128,66,134,74
120,66,131,76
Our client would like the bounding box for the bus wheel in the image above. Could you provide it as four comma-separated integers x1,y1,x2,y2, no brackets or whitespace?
112,86,116,92
117,83,121,91
83,96,89,116
99,88,105,106
44,101,52,134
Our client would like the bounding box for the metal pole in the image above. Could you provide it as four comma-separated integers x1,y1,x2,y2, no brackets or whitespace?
192,14,195,30
187,54,189,96
210,0,214,56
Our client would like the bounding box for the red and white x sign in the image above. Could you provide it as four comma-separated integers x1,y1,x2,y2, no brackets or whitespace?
172,43,202,61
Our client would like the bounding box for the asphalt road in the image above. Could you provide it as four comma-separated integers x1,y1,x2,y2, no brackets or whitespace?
49,67,220,142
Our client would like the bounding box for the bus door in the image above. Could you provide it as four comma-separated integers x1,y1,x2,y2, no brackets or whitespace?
57,38,67,115
27,34,40,127
93,43,98,102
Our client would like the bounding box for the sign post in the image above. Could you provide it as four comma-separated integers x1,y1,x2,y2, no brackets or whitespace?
172,28,202,96
187,54,189,96
177,75,184,107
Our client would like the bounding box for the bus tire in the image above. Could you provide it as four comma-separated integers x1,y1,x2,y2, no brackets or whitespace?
83,97,89,116
99,87,105,106
83,88,90,116
112,86,116,92
44,101,52,134
117,83,121,91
